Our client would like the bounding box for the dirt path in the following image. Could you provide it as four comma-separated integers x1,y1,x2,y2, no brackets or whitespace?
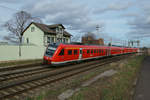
134,56,150,100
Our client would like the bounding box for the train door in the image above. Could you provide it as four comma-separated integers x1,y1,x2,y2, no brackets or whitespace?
79,48,82,60
106,49,110,56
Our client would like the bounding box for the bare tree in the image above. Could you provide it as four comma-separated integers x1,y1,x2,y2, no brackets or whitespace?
3,11,42,56
71,34,82,42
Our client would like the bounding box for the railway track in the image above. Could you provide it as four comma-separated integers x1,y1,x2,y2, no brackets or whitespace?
0,65,52,83
0,58,107,84
0,62,43,72
0,54,132,100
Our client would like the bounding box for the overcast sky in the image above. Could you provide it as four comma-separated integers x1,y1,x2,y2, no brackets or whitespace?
0,0,150,47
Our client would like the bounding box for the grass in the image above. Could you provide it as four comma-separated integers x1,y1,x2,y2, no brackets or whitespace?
0,59,42,67
26,86,68,100
69,55,145,100
24,55,145,100
100,55,145,100
25,59,117,100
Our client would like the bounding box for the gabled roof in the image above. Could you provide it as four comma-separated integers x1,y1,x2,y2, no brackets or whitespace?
22,22,72,37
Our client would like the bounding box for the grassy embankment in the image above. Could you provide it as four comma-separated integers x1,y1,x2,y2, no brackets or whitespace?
25,55,145,100
69,55,145,100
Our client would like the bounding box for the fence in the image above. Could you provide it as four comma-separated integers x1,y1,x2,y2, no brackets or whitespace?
0,44,46,61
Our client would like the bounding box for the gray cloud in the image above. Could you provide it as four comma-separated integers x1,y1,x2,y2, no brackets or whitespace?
93,2,132,14
0,0,21,3
120,13,139,18
127,10,150,39
23,0,103,34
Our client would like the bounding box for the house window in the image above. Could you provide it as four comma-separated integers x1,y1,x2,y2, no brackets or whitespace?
57,38,62,43
51,37,54,43
59,28,63,34
62,29,64,34
59,28,61,33
31,27,35,32
66,39,68,43
47,37,50,43
26,38,29,44
61,38,63,43
63,38,66,43
56,28,58,33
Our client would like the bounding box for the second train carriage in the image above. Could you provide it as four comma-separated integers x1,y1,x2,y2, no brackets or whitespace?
43,43,138,65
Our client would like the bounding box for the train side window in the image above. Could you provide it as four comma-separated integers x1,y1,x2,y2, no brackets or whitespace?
97,49,99,53
94,50,96,53
91,50,93,53
74,50,78,55
59,48,64,56
99,50,101,53
87,50,90,54
68,50,72,55
101,50,103,53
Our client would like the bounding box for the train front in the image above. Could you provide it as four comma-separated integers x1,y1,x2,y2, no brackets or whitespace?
43,44,58,64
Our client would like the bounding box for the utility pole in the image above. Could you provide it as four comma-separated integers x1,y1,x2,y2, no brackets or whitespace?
96,25,100,37
110,37,112,46
137,40,140,47
125,40,127,47
128,40,130,47
131,41,134,47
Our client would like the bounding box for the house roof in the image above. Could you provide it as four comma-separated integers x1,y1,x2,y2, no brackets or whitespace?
48,24,65,29
22,22,72,37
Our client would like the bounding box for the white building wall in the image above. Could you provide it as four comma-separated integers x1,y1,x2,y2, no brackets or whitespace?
23,24,44,46
0,45,46,61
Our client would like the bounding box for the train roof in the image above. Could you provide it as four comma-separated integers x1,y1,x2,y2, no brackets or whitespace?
48,43,137,49
59,43,123,49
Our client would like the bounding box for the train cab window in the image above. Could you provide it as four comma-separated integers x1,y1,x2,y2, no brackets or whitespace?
59,48,64,56
91,50,93,53
68,50,72,55
74,50,78,55
87,50,90,54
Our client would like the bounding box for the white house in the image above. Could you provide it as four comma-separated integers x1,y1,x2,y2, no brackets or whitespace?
22,22,72,46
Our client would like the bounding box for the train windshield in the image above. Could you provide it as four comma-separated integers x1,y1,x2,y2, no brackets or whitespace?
45,44,58,57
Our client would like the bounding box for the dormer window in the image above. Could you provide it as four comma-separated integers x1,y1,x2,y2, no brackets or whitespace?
56,27,63,34
56,28,59,33
61,29,64,34
31,27,35,32
59,28,62,34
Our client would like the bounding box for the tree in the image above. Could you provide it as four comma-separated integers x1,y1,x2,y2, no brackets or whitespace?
4,11,42,56
71,34,81,42
4,11,42,43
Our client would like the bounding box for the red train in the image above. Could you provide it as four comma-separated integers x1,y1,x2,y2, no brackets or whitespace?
43,43,138,65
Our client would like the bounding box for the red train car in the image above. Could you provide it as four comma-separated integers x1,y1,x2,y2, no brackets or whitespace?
43,43,138,65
